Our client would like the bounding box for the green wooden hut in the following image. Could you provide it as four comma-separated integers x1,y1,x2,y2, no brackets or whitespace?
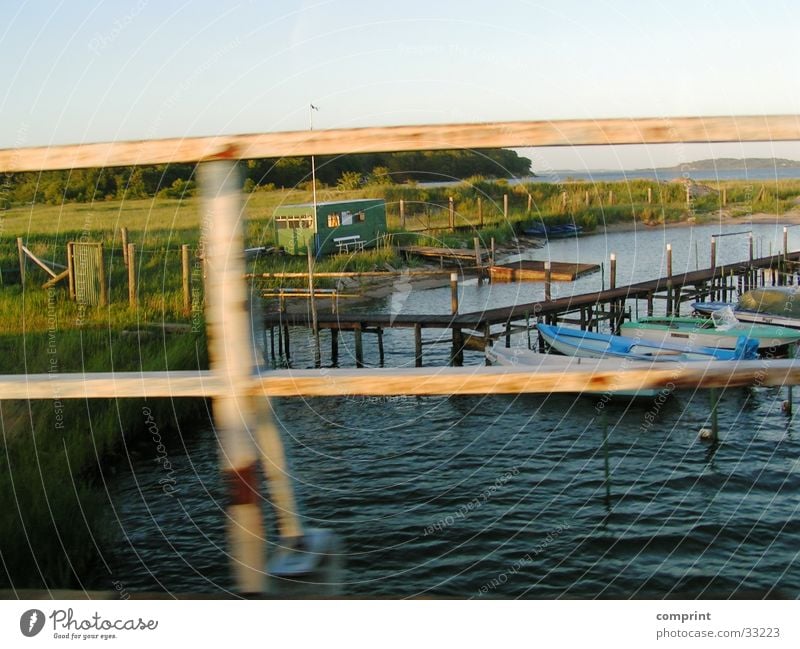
272,198,387,256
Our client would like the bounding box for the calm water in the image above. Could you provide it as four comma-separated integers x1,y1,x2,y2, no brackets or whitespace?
90,223,800,598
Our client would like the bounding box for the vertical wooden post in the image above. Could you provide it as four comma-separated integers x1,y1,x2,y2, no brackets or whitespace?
478,196,483,228
198,159,266,594
354,327,364,368
666,243,673,279
647,187,652,204
399,199,405,228
527,193,532,214
16,237,25,288
182,244,191,315
121,227,129,267
307,245,320,368
97,243,108,307
505,321,511,348
748,232,754,265
607,190,613,205
722,187,727,206
490,237,496,267
450,272,459,314
66,242,75,300
474,237,483,285
609,253,617,290
414,323,422,367
127,243,136,307
377,327,384,366
711,237,717,271
686,181,691,206
561,191,568,210
784,226,789,258
269,327,276,363
647,292,654,316
448,196,454,230
584,190,589,206
503,194,508,219
544,261,552,301
331,328,339,365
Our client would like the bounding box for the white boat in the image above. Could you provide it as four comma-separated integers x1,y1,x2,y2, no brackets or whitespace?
485,343,665,397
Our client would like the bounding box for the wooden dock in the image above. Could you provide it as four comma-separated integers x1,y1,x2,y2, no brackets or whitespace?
489,260,600,282
263,250,800,367
399,245,489,265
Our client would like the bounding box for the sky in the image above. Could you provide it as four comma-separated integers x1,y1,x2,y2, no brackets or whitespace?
1,0,799,170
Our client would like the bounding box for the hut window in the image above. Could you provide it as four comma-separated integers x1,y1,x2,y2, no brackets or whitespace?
275,215,313,229
327,213,341,227
355,211,366,222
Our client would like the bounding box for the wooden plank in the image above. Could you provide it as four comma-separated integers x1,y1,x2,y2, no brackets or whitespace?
1,360,798,399
42,268,69,289
21,245,58,278
3,115,798,173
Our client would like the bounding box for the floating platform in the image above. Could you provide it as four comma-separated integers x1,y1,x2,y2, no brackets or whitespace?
489,260,600,282
399,245,489,265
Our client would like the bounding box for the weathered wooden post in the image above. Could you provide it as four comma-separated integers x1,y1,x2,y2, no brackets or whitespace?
527,193,532,214
561,191,568,210
666,244,674,316
584,190,589,206
66,242,75,300
607,189,614,205
474,237,483,285
478,196,483,228
127,243,136,307
544,261,552,301
503,193,508,219
121,227,129,267
450,272,459,314
16,237,25,288
490,237,496,267
414,323,422,367
354,326,364,368
307,245,321,368
647,186,652,204
182,244,191,315
448,196,455,230
609,253,617,290
710,236,717,299
399,199,405,228
331,329,339,365
784,226,789,258
199,159,279,594
722,187,727,206
98,243,108,307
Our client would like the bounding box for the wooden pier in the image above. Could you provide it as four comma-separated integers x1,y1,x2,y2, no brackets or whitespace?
263,250,800,367
489,260,600,282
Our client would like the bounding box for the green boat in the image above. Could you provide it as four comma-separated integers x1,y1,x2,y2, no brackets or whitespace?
620,307,800,351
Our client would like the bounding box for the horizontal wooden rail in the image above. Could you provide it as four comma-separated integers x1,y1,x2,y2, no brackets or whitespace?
1,115,799,172
1,360,797,399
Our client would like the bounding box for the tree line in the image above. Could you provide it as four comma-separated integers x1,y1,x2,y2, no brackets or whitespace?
1,149,532,206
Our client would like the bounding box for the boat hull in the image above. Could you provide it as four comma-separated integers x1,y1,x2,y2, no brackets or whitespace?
620,318,800,350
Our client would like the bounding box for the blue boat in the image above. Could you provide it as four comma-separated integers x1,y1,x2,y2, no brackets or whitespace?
537,324,759,362
524,223,583,239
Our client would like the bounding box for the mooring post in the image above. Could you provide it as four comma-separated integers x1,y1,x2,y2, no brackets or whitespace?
544,261,552,301
354,326,364,368
609,253,616,290
474,237,483,285
666,244,673,316
503,193,508,219
710,237,717,299
414,323,422,367
784,226,789,259
182,244,191,315
505,321,511,348
450,272,459,314
490,237,496,267
526,312,532,349
199,159,266,594
307,245,321,368
127,243,136,307
452,328,464,366
331,328,339,365
377,327,385,366
399,199,405,228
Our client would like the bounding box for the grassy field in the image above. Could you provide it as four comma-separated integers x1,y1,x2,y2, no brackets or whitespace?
0,174,797,589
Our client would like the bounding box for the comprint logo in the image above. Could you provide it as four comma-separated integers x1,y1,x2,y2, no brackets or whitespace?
20,609,45,637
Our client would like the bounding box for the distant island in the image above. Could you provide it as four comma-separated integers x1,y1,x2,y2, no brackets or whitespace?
655,158,800,172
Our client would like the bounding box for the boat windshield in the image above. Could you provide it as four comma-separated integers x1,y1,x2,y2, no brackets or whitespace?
711,305,739,330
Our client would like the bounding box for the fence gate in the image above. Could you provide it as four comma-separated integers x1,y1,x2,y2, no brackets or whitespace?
69,242,107,306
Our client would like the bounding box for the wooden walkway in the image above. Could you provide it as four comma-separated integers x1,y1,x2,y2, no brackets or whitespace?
262,251,800,366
